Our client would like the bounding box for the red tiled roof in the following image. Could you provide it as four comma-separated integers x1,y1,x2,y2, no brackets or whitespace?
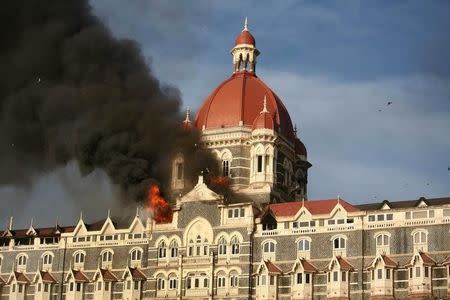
100,269,118,282
265,260,282,274
419,252,436,266
252,110,275,130
268,198,359,218
382,255,398,268
14,272,30,283
129,267,146,281
40,271,57,284
72,270,89,283
336,256,355,271
300,259,318,273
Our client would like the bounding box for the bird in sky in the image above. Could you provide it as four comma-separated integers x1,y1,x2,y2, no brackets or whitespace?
387,101,392,106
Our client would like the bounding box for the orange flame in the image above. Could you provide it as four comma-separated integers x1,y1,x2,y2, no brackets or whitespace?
146,185,173,224
210,176,231,186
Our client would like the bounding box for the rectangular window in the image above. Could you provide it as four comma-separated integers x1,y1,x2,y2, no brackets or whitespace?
76,283,81,292
70,282,74,291
413,211,427,219
342,272,346,282
409,268,413,278
444,209,450,217
415,266,421,277
368,215,375,222
299,221,309,227
240,208,245,217
292,222,298,228
310,221,316,227
305,273,310,284
296,273,302,284
328,220,335,225
386,269,391,279
406,212,411,219
105,282,109,291
176,163,183,180
97,282,102,290
257,155,263,172
269,276,275,285
228,209,233,218
38,283,41,292
333,271,338,282
377,269,382,279
327,273,330,282
234,208,239,218
134,281,139,290
429,210,434,218
346,218,354,224
372,270,374,280
337,219,345,224
377,214,384,221
19,285,23,293
319,220,324,226
261,275,266,286
386,214,393,221
425,267,429,277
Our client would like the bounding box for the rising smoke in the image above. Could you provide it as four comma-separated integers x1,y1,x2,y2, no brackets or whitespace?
0,0,218,210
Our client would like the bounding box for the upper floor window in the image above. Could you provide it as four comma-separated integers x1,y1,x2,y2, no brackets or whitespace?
74,252,85,264
297,239,311,251
368,213,393,222
413,231,427,244
263,241,276,253
376,234,389,246
17,254,27,266
230,271,239,287
257,155,263,173
333,237,346,249
42,253,53,267
156,276,165,290
228,208,245,219
169,240,178,258
217,272,226,288
176,162,183,180
130,249,142,262
222,160,230,176
262,223,277,231
218,237,227,255
231,236,240,255
168,273,178,290
406,210,434,220
158,241,167,258
101,250,113,263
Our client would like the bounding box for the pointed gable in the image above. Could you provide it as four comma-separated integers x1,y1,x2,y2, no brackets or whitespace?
122,267,146,281
180,176,221,203
39,271,57,284
291,258,318,273
12,272,31,284
255,260,282,275
66,269,89,283
100,218,116,235
94,268,118,282
367,254,397,270
327,256,355,272
407,252,436,267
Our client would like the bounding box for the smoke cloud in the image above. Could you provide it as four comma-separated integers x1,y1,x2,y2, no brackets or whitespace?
0,0,218,210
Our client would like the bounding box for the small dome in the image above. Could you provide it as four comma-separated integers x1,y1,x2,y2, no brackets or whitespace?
235,30,255,46
252,111,275,130
295,138,307,157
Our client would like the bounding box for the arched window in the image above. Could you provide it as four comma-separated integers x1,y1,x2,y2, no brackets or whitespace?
217,271,226,288
130,248,142,262
263,241,276,253
333,237,346,249
42,253,53,266
101,250,113,262
169,240,178,258
168,273,178,290
158,241,167,258
297,239,311,251
413,231,427,244
188,239,194,257
73,252,85,264
231,236,240,255
218,237,227,255
156,276,165,290
17,254,27,266
230,271,239,287
376,234,390,246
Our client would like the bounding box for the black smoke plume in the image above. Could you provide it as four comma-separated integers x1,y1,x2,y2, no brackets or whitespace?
0,0,218,203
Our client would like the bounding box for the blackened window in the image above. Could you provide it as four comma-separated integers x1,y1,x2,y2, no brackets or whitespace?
257,155,263,172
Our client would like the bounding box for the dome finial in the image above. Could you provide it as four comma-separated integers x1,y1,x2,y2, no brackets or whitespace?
243,17,248,31
261,95,269,113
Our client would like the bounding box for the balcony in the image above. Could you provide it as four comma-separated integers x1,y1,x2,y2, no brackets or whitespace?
261,230,278,236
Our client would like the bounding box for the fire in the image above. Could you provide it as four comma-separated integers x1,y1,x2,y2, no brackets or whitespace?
146,184,173,224
210,176,231,186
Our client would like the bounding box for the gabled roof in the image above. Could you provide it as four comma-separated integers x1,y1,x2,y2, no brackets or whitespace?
100,269,118,282
367,254,398,270
327,256,355,271
123,267,146,281
70,270,90,283
442,255,450,265
267,198,359,218
39,271,57,284
356,197,450,211
290,258,318,273
254,260,283,275
407,252,436,267
13,272,31,284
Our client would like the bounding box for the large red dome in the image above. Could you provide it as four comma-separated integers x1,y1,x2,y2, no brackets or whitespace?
194,71,295,139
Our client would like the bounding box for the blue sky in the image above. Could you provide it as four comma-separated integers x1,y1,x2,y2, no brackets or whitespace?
2,1,450,227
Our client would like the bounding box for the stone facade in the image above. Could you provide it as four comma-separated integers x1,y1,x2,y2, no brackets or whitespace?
1,178,450,300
